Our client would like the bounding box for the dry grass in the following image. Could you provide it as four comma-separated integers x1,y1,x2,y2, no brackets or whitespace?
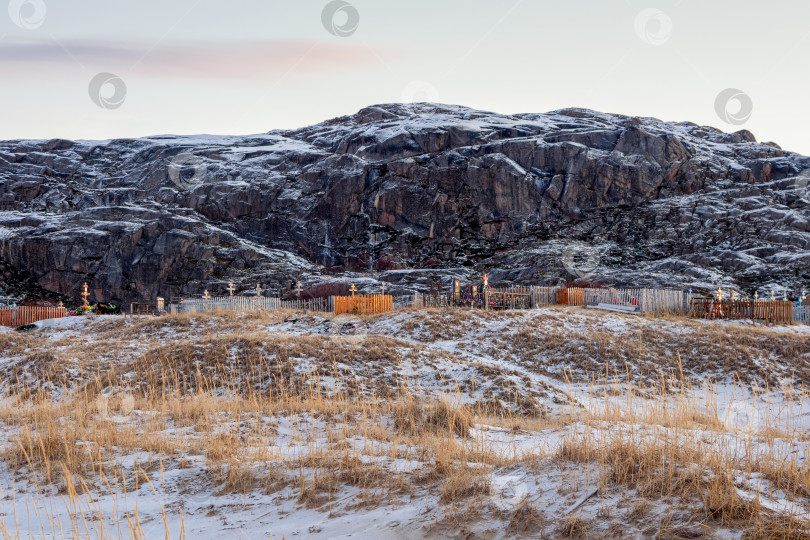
0,309,807,538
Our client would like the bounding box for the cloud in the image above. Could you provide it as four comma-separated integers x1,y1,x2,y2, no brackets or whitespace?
0,38,382,79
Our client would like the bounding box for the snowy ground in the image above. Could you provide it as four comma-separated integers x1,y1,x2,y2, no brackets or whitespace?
0,308,808,538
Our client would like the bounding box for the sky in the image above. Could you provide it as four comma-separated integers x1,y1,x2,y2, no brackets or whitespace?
1,0,809,154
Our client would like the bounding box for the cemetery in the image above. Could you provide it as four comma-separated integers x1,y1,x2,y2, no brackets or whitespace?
2,275,809,329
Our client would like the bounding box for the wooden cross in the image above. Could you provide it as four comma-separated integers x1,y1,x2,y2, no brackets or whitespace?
81,282,90,306
203,290,210,299
754,291,759,301
57,300,64,308
380,282,387,294
295,280,303,298
227,282,236,296
349,283,357,297
256,283,262,297
771,290,776,301
716,287,723,302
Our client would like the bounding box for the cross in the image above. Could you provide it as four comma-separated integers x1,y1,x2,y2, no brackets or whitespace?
349,283,357,297
380,282,387,294
227,282,236,296
57,300,64,308
783,291,788,301
81,282,90,306
256,283,262,297
730,289,736,301
295,280,303,298
771,290,775,301
716,287,723,302
203,290,210,299
483,274,488,288
754,291,759,301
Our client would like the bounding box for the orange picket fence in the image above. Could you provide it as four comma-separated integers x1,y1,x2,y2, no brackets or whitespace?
0,306,67,327
334,295,393,315
564,287,586,306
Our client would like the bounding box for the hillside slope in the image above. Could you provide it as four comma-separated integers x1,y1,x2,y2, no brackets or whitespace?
1,103,809,302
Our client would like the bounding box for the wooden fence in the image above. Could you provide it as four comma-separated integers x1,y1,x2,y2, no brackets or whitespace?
413,285,689,314
531,286,561,307
334,295,393,315
690,298,794,324
178,296,334,314
280,297,334,312
178,296,281,314
564,287,692,314
0,306,67,327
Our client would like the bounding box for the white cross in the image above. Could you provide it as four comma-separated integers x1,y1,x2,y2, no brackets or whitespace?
227,282,236,296
203,290,210,299
295,281,303,297
381,282,387,294
256,283,262,297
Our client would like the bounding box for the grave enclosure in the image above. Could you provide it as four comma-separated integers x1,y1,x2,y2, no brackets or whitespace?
2,283,807,327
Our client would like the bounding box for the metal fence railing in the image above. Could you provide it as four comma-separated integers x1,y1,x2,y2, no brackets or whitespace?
793,304,810,324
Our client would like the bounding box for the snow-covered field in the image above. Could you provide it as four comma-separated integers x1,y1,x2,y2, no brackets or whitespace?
0,308,807,539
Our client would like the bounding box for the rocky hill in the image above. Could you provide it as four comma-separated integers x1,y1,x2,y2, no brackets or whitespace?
1,103,809,303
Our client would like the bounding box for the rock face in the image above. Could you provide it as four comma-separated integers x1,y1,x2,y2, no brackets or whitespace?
1,103,809,302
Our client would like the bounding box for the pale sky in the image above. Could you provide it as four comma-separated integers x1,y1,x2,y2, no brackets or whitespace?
1,0,809,154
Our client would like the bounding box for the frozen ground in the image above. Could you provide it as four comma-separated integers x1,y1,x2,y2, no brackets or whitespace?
0,308,807,538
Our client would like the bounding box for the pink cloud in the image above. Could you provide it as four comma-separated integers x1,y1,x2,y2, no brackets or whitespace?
0,39,386,80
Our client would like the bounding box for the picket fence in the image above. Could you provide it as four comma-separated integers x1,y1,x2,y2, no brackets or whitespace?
795,305,810,323
177,296,334,314
691,298,794,324
334,295,393,315
531,286,561,307
412,286,690,314
279,297,334,312
565,287,692,314
0,306,67,327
